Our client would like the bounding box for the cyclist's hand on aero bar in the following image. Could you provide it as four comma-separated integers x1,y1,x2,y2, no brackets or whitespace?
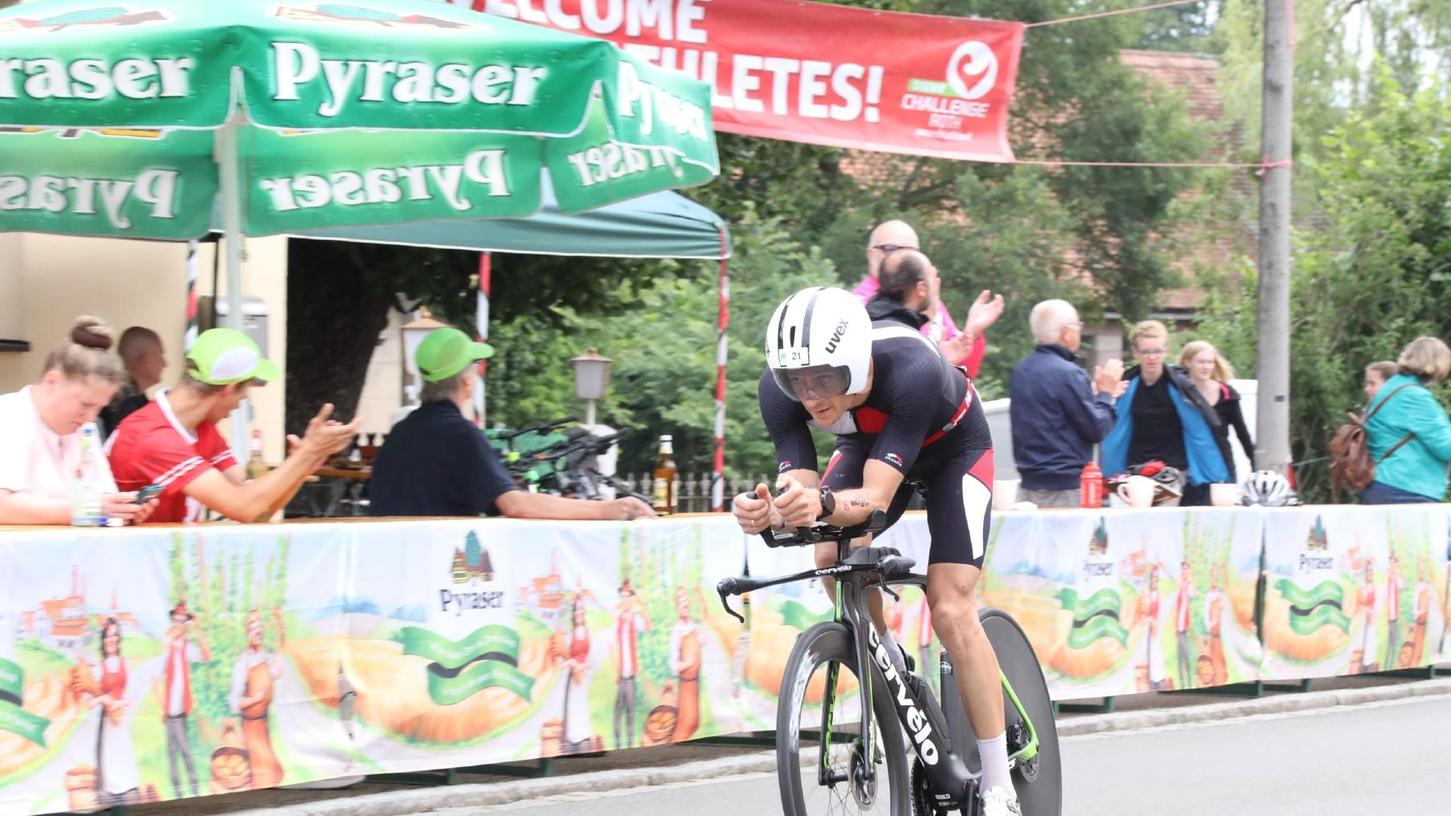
774,475,823,528
733,483,783,534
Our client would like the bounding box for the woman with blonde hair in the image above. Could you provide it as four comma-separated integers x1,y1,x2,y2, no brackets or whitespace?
0,317,157,524
1179,340,1255,482
1360,336,1451,503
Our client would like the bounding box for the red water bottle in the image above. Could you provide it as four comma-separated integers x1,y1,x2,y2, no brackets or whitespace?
1080,461,1103,508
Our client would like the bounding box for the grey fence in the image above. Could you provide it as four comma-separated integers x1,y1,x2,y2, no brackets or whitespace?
612,473,773,513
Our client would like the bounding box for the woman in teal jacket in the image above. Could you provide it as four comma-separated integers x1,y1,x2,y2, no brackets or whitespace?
1361,337,1451,504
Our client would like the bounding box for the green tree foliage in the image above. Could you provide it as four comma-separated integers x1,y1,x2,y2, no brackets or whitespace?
486,206,837,477
1193,74,1451,499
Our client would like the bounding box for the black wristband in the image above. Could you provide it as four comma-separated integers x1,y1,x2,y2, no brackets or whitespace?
817,487,836,521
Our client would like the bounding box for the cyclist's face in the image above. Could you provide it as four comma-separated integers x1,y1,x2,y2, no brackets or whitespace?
802,392,855,424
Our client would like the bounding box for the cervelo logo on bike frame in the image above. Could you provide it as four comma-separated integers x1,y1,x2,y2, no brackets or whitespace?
823,319,850,354
868,625,939,765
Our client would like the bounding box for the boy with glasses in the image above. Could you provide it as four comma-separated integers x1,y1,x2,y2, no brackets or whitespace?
1099,320,1231,505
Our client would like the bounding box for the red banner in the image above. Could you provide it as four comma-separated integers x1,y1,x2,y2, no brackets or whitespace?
456,0,1024,162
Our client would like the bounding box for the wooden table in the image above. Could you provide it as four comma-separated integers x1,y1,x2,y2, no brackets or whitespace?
311,465,372,516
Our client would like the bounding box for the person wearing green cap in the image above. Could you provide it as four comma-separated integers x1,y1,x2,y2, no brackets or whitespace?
107,328,361,523
370,328,655,520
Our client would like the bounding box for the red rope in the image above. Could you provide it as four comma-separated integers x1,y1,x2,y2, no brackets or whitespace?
1025,0,1205,28
1014,158,1292,172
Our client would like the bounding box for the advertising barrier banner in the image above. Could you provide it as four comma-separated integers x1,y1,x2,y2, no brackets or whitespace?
453,0,1026,162
0,506,1447,814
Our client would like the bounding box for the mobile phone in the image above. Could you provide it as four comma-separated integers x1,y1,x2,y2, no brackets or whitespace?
135,484,164,503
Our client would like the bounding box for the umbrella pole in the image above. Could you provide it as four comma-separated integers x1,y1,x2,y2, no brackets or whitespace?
216,69,251,460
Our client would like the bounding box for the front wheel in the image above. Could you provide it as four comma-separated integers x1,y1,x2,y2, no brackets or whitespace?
777,622,912,816
960,609,1063,816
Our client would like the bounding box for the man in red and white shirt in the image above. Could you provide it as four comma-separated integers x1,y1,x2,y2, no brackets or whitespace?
612,581,649,749
107,328,358,523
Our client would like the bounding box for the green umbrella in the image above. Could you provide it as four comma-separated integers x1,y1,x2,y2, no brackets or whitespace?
0,0,719,240
0,0,718,457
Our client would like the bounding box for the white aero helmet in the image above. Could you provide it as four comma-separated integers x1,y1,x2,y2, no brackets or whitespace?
765,286,872,402
1242,469,1293,507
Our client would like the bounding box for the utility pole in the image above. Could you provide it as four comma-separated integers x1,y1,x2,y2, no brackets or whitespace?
1256,0,1293,474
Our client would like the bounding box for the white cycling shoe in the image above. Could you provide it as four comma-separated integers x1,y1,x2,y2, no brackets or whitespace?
981,785,1022,816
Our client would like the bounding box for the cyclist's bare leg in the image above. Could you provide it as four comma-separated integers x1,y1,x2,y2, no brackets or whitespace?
815,537,887,633
925,562,1004,740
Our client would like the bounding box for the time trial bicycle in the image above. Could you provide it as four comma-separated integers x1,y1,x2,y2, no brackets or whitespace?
717,512,1061,816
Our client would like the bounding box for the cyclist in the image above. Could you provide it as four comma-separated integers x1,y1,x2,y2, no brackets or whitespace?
732,283,1020,816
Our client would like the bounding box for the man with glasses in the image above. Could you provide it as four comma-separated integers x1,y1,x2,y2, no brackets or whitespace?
851,220,1004,375
1009,299,1126,507
1100,320,1231,505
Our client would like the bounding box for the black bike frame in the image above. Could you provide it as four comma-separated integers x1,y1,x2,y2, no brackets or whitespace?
718,540,976,809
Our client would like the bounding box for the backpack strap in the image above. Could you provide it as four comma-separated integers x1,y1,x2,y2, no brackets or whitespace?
1377,434,1416,463
1364,383,1418,463
1364,383,1415,423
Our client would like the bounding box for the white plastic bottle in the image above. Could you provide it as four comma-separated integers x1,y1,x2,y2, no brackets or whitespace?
71,424,106,527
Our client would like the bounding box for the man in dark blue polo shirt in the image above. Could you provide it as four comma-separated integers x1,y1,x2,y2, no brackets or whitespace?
370,328,654,520
1009,299,1126,507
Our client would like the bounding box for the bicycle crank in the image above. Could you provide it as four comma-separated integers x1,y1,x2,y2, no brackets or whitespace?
910,760,956,816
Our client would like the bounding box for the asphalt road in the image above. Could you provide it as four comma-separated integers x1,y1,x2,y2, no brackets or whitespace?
442,695,1451,816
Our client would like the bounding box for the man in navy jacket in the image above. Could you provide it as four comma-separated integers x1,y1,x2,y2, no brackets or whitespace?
1009,300,1126,507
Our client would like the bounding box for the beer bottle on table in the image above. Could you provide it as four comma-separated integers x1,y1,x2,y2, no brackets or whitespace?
246,429,268,480
652,434,677,515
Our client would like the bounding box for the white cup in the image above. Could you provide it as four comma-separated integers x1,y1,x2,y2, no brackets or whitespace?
1210,483,1241,507
993,479,1020,511
1116,475,1156,508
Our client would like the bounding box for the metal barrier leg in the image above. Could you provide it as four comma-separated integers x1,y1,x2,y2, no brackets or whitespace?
1055,697,1115,714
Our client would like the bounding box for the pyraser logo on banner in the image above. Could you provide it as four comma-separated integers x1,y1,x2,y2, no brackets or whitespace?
450,0,1025,162
394,532,534,706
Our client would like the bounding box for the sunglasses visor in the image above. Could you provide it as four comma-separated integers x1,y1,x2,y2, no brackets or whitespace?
773,365,852,402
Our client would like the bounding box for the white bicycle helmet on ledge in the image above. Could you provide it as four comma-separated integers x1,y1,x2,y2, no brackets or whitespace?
1243,469,1296,507
765,286,872,402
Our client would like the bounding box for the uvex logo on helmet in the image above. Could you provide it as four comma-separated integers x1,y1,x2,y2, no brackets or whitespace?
823,319,850,354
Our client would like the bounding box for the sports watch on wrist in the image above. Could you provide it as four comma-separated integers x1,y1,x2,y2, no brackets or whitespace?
816,486,836,521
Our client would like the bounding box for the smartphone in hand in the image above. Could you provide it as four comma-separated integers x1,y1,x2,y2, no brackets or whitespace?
134,484,164,504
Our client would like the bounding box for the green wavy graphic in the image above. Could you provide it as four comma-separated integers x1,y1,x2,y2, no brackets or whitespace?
0,659,48,746
1274,578,1344,610
425,659,535,706
1275,579,1350,635
1065,589,1128,649
399,625,533,705
1067,612,1130,650
400,625,519,670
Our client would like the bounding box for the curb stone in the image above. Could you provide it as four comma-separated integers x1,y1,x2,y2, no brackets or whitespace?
222,677,1451,816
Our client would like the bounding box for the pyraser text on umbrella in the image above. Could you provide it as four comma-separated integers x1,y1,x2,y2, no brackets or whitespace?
0,170,179,230
270,42,546,118
256,150,512,213
0,58,194,100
